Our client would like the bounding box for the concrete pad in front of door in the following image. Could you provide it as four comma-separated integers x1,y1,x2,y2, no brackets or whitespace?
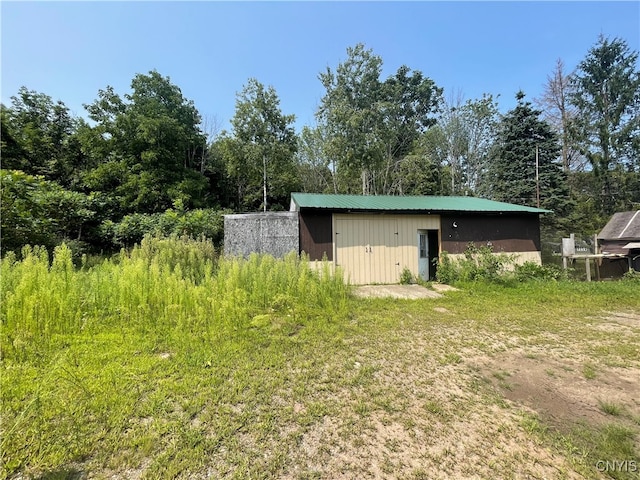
354,284,444,299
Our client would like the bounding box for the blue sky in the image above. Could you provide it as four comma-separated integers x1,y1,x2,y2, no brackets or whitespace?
2,1,638,133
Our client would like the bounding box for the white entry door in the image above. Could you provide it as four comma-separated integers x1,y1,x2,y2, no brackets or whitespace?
418,230,429,281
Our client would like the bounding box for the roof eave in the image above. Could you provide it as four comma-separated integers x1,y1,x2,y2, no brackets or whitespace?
290,193,551,214
296,206,548,215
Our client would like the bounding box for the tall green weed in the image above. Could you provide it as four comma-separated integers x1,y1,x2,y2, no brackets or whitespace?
1,236,351,478
1,236,349,361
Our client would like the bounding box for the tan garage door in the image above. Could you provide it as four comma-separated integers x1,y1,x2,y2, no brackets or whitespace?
334,214,440,284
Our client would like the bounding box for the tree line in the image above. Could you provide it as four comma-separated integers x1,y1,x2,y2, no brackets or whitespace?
2,35,639,257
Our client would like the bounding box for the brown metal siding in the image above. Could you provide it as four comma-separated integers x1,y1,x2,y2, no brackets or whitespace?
600,240,634,255
440,214,541,254
299,212,333,261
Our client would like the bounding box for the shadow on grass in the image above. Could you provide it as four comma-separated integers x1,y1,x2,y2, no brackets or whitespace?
36,468,84,480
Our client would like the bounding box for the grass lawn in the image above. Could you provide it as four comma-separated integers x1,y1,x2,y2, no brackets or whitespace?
1,240,639,479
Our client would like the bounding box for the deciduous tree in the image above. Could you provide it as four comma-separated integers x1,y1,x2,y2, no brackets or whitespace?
422,93,499,196
228,78,299,211
536,59,582,172
295,125,334,193
377,65,441,194
2,88,80,185
317,43,442,195
317,44,384,194
80,71,209,213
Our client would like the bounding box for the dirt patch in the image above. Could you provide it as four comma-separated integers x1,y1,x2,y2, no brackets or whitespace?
243,305,638,480
31,304,635,480
280,307,638,479
591,310,640,332
433,306,451,314
284,333,586,480
430,283,459,293
353,284,443,299
479,353,640,428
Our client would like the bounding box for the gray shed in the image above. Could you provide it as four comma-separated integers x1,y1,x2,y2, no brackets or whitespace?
598,210,640,254
597,210,640,274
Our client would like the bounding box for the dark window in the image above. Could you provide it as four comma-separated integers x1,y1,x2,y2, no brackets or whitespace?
419,233,427,258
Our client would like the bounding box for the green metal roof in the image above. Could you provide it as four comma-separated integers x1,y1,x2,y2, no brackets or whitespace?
290,193,551,214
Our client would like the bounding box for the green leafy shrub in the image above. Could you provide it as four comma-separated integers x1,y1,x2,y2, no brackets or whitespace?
111,212,162,246
1,170,96,255
437,245,570,285
167,207,230,244
436,252,456,284
514,261,565,281
457,244,514,282
437,244,515,284
108,208,231,247
399,267,414,284
622,269,640,282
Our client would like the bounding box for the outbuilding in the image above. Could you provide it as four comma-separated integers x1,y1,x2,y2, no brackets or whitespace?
290,193,548,285
597,210,640,275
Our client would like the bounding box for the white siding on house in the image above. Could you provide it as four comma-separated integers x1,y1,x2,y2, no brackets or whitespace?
333,214,440,284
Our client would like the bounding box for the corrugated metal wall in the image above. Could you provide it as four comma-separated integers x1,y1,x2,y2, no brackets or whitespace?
299,212,333,260
333,214,440,284
440,214,541,254
224,212,299,258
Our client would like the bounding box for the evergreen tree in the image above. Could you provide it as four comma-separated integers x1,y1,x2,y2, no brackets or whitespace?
569,35,640,214
487,92,573,235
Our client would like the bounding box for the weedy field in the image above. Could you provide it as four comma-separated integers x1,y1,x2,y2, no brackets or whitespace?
1,237,639,480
